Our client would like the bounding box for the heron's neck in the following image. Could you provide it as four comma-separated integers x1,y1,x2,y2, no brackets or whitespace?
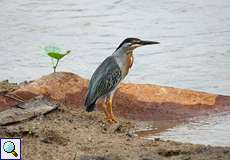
113,47,131,63
113,48,133,78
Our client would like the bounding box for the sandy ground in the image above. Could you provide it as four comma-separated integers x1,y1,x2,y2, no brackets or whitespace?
0,104,230,160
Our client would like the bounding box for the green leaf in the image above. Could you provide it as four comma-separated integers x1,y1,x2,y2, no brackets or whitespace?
65,50,71,54
48,52,67,60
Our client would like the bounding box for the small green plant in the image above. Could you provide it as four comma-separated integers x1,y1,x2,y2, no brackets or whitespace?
44,46,71,72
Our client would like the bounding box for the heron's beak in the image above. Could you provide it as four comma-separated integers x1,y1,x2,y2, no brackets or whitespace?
140,40,160,45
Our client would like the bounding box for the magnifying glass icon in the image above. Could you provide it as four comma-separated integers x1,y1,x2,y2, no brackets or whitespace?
3,141,18,157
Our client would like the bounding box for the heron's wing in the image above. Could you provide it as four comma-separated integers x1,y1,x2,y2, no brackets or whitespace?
86,56,122,104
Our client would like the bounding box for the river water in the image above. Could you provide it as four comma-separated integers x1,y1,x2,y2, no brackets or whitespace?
0,0,230,146
0,0,230,95
147,111,230,147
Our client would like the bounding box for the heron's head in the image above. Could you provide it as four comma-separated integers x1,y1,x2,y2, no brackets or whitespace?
115,37,160,53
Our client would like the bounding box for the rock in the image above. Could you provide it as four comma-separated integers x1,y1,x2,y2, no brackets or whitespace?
106,123,123,133
15,72,88,106
1,72,230,121
0,125,38,137
157,148,181,157
0,97,59,125
0,80,19,95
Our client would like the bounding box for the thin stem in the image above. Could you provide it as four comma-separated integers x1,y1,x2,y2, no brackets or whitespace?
53,59,59,72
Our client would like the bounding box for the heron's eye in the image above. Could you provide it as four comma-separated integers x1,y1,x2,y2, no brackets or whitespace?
124,43,132,47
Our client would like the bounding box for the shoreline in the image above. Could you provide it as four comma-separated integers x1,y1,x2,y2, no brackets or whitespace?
0,105,230,160
1,73,230,159
1,105,230,160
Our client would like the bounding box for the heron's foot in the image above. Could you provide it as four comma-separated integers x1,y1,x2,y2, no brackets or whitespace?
107,118,114,124
104,117,114,124
110,115,118,123
104,116,118,124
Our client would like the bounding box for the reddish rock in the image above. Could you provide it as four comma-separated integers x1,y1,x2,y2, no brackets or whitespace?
0,96,18,112
113,84,228,121
0,72,230,121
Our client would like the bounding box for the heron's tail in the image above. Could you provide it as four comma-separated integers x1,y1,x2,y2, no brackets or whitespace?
84,93,96,112
85,101,96,112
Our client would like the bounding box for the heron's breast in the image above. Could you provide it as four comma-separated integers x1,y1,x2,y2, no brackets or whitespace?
122,54,134,78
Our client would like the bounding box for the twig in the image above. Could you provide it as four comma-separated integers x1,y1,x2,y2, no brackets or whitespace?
4,94,25,103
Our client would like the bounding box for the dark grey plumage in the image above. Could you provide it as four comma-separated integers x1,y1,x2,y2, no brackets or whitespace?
85,56,122,112
84,38,159,123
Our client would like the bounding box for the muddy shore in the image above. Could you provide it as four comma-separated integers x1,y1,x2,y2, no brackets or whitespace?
1,74,230,160
1,105,230,160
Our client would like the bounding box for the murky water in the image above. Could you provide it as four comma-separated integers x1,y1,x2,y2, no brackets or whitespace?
146,111,230,147
1,0,230,146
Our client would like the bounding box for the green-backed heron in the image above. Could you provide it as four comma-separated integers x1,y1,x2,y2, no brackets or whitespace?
85,38,159,123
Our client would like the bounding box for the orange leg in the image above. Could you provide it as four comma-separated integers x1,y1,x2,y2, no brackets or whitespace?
106,97,118,123
99,101,110,121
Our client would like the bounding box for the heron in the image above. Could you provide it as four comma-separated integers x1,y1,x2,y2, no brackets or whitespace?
85,38,159,123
